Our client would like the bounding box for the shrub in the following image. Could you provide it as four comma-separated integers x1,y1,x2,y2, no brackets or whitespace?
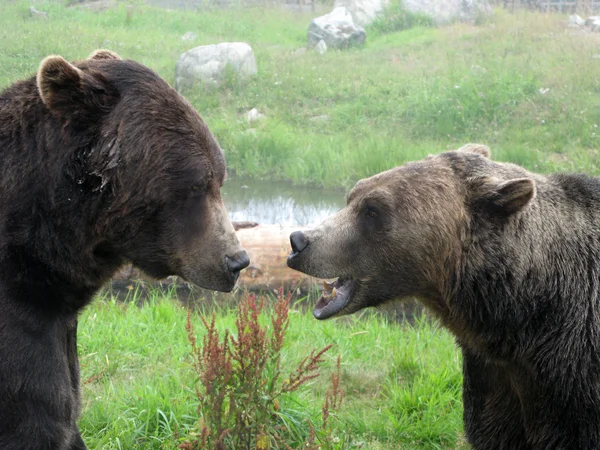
180,289,346,449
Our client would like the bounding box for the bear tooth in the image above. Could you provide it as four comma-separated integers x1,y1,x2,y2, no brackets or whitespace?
331,287,337,298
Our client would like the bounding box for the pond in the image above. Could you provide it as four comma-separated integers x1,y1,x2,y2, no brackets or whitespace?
222,177,346,226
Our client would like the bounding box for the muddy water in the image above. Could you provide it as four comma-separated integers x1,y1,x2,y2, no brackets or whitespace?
222,177,345,226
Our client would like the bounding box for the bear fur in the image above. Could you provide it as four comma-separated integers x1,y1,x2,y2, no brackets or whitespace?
288,144,600,449
0,50,248,449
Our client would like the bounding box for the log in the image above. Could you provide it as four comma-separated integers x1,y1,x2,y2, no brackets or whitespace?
235,224,323,291
110,224,323,293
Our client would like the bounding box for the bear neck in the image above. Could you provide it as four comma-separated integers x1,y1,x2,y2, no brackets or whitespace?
444,173,600,362
0,79,124,315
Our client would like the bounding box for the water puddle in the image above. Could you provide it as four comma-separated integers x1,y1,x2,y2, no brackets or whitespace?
222,177,345,226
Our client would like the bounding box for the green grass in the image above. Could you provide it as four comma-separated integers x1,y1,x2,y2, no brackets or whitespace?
3,2,600,188
78,291,464,449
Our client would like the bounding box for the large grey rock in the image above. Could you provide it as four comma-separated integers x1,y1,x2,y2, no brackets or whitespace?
175,42,257,91
402,0,492,25
569,14,585,27
585,16,600,26
334,0,388,27
307,7,366,50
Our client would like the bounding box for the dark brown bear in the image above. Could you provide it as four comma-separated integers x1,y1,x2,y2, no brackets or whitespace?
288,144,600,449
0,50,249,450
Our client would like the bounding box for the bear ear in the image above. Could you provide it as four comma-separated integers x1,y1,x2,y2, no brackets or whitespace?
477,178,536,216
457,143,491,159
37,55,84,110
37,55,118,123
88,49,121,61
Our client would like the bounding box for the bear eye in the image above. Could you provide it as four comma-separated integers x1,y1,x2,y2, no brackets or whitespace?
365,207,379,219
191,185,201,192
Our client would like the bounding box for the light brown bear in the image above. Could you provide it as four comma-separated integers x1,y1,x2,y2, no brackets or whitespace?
287,144,600,450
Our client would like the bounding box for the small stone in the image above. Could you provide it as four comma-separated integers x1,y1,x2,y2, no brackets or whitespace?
28,6,48,19
181,32,197,42
247,108,265,122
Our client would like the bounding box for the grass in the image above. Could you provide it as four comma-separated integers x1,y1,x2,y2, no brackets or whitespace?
78,290,464,449
2,2,600,188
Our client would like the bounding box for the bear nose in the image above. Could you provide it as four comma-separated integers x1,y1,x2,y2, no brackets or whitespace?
290,231,309,254
226,250,250,274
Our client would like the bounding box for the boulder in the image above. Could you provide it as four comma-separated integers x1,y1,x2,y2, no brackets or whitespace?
175,42,257,92
334,0,388,27
402,0,492,26
585,16,600,26
307,7,366,50
569,14,585,27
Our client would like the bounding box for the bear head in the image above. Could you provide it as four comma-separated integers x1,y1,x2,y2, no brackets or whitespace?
287,144,536,319
29,50,249,292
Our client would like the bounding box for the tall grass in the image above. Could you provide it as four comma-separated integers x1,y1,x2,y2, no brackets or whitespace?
77,290,463,449
2,2,600,188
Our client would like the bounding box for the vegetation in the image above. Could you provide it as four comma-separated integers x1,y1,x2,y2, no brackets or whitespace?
2,2,600,189
78,289,464,449
181,290,343,449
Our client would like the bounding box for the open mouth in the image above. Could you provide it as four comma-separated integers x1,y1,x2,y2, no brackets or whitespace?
314,278,356,320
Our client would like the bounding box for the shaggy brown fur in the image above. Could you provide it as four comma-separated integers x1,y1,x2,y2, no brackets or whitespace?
0,51,248,449
288,144,600,449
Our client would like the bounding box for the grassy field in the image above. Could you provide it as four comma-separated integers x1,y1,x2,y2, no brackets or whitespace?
2,1,600,188
78,291,464,449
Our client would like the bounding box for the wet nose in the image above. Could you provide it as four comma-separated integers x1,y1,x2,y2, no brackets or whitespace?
226,250,250,274
290,231,309,253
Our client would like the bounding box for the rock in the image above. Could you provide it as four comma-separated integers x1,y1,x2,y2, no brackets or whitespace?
569,14,585,26
315,39,328,54
310,114,330,122
592,19,600,32
334,0,388,27
402,0,493,26
585,16,600,26
70,0,116,12
174,42,257,92
28,6,48,19
246,108,265,122
181,32,198,42
307,7,366,50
